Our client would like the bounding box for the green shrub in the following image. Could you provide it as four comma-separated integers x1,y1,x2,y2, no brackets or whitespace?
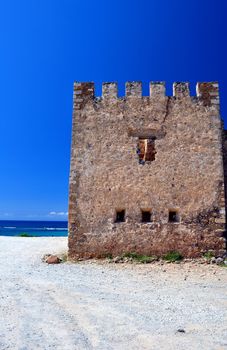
136,255,156,264
163,251,183,262
18,232,33,237
123,252,139,259
219,262,227,268
203,251,215,260
105,253,113,260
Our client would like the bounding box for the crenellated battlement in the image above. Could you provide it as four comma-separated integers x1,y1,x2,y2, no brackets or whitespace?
73,81,220,108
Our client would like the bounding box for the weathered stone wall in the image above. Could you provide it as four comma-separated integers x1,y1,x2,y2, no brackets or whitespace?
68,81,226,259
222,129,227,234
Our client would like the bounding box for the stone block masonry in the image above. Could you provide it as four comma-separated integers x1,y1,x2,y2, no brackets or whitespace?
68,81,226,259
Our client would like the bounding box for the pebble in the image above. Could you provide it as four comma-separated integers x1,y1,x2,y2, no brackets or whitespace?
177,329,186,333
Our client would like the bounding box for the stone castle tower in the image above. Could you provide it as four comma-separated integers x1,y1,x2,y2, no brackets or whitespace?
68,81,226,259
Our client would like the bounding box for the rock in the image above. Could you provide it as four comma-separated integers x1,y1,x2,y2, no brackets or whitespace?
113,256,122,263
224,260,227,265
210,257,216,264
46,255,61,264
216,257,224,265
215,218,225,224
177,328,185,333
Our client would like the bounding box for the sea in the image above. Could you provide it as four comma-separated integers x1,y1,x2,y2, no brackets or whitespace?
0,220,68,237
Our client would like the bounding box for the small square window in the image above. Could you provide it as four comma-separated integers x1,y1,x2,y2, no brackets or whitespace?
137,138,156,164
141,210,152,223
115,209,125,223
168,210,179,223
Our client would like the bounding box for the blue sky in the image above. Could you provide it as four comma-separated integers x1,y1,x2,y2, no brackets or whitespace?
0,0,227,220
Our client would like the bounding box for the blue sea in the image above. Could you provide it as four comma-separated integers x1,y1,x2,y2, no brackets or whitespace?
0,220,68,237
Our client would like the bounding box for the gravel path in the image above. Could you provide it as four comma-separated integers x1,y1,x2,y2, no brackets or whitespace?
0,237,227,350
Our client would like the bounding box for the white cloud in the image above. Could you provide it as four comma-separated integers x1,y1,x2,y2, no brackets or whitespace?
49,211,68,216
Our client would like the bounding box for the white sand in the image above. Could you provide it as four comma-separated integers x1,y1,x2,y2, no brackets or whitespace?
0,236,227,350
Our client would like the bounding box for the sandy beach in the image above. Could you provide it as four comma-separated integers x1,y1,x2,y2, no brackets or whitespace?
0,236,227,350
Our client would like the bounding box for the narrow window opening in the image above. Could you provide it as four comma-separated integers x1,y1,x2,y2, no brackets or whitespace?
168,210,179,223
137,138,156,164
141,210,152,223
115,209,125,223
